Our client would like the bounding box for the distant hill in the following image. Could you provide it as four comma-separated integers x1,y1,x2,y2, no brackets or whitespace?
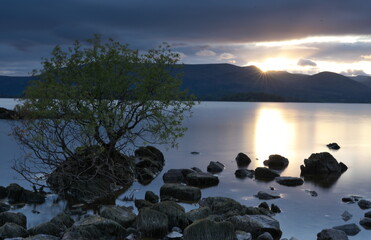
351,75,371,88
1,64,371,103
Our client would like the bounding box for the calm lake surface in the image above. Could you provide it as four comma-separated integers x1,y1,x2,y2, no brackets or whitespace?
1,99,371,239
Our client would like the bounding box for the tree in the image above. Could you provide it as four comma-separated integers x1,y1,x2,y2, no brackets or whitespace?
12,36,195,197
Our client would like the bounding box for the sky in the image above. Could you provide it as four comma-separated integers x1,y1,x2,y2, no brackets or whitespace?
1,0,371,76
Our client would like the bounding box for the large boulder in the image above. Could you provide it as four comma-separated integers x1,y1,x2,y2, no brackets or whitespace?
332,223,361,236
186,172,219,187
275,177,304,186
263,155,289,170
255,168,280,180
6,183,45,204
160,183,201,202
236,153,251,167
50,212,74,230
0,212,27,228
62,215,126,240
28,222,61,237
163,169,188,183
183,219,236,240
134,146,165,185
151,201,189,229
145,191,159,203
186,207,211,223
317,228,348,240
227,215,282,239
300,152,347,175
100,205,136,228
0,222,28,239
47,146,136,204
136,208,168,238
199,197,245,216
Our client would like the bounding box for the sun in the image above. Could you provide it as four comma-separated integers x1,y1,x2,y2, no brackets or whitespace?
248,57,297,72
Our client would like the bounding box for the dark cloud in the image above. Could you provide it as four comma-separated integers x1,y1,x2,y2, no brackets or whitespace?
298,59,317,67
2,0,371,75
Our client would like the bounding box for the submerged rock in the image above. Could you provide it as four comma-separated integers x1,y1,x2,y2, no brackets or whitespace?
255,168,280,180
207,161,225,173
255,191,281,200
317,228,348,240
183,219,236,240
332,223,361,236
186,172,219,187
236,153,251,167
300,152,347,175
235,169,254,179
327,143,340,150
275,177,304,186
263,155,289,170
160,183,201,202
341,211,353,221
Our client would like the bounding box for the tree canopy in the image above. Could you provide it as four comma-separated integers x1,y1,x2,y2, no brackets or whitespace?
13,36,195,187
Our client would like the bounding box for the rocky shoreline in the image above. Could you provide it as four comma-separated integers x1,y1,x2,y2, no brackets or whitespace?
0,149,371,239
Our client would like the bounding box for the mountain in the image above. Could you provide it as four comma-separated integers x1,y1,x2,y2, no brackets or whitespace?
1,64,371,103
351,75,371,88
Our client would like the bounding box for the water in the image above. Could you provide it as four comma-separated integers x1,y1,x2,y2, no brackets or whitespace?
1,99,371,239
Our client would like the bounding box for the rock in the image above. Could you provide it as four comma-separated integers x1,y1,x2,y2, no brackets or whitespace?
207,161,225,173
0,186,7,199
270,204,281,213
255,168,280,180
333,223,361,236
134,199,153,210
305,190,318,197
275,177,304,186
166,230,183,239
6,183,45,204
257,232,274,240
365,210,371,218
163,169,190,183
199,197,245,215
135,145,164,163
0,222,28,239
236,230,252,240
100,205,136,228
0,212,27,228
47,146,136,204
259,202,269,210
255,191,281,200
327,143,340,150
235,169,254,179
151,201,189,229
300,152,347,175
50,212,74,230
186,172,219,187
339,162,348,172
263,155,289,170
136,208,168,238
0,203,10,213
191,167,203,173
183,219,236,240
0,107,20,120
160,183,201,202
341,211,353,221
358,199,371,209
186,207,211,223
317,228,348,240
228,214,282,239
24,234,60,240
342,195,362,203
28,222,61,237
145,190,159,203
62,215,126,240
236,153,251,167
191,152,200,155
359,217,371,229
